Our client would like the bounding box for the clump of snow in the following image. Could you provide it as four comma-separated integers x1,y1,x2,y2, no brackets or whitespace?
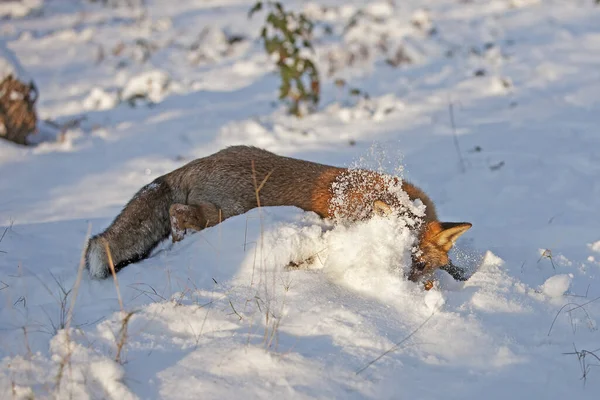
424,287,445,311
411,9,432,31
120,70,171,104
589,240,600,253
541,274,573,298
83,87,119,111
489,76,513,94
323,214,418,289
0,0,42,19
364,2,394,19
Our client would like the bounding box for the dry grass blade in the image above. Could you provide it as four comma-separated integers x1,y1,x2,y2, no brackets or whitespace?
356,312,436,375
54,225,92,393
257,168,275,193
103,239,124,311
548,296,600,336
228,299,243,321
250,160,275,208
564,343,600,384
115,311,135,364
0,220,14,254
65,223,92,331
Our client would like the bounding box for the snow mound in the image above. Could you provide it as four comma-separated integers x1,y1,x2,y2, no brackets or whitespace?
83,87,119,111
321,214,418,291
238,204,423,311
247,213,417,280
120,70,171,104
0,0,42,19
0,329,137,400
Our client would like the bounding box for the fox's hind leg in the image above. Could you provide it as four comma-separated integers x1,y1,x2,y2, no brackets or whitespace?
169,203,221,242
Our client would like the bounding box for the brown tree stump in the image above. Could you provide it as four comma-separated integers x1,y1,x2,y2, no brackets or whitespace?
0,74,38,145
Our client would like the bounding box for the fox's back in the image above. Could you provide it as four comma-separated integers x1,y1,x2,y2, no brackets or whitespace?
86,146,462,282
165,146,341,216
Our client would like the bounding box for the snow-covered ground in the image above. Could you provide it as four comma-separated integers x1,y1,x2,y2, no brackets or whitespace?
1,0,600,398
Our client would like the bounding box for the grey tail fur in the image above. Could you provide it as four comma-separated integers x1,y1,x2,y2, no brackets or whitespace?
85,177,174,279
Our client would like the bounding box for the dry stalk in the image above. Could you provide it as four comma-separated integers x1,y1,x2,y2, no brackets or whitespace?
54,224,91,393
564,343,600,384
103,240,124,311
114,311,135,364
102,236,135,364
356,312,436,375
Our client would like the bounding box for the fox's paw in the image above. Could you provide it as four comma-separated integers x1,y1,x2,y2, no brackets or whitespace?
169,203,220,243
171,221,185,243
169,204,188,243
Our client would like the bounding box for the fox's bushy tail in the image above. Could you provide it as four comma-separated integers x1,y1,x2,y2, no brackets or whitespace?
85,177,174,279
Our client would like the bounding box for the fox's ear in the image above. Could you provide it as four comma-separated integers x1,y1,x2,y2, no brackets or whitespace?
434,222,472,251
373,200,393,216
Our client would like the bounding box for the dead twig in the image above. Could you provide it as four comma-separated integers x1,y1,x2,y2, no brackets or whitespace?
228,299,243,321
564,343,600,384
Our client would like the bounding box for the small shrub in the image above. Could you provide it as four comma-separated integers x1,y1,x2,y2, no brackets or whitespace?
250,1,320,117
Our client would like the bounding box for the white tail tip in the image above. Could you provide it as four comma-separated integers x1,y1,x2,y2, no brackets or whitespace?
86,238,110,279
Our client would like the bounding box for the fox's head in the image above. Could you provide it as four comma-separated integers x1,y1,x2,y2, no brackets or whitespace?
372,200,472,285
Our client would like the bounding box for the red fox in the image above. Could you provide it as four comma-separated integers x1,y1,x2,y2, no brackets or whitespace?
85,146,471,286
